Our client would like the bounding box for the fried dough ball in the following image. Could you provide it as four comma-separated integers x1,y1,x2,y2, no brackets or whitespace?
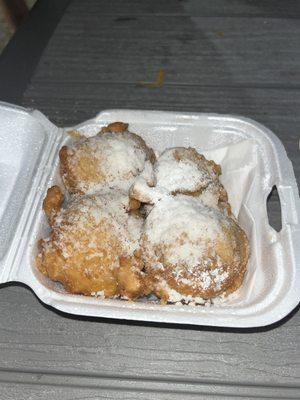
42,185,64,226
142,195,249,303
36,187,148,299
154,147,231,215
117,252,152,299
129,174,249,303
59,122,156,195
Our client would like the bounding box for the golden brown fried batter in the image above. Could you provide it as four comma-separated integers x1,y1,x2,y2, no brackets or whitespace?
38,125,249,305
36,187,147,299
153,147,231,215
59,122,155,195
42,185,64,226
100,121,129,133
141,194,249,303
116,253,152,299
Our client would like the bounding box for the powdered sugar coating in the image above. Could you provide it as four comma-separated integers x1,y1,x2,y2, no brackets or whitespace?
156,279,206,304
38,125,249,303
60,128,155,195
141,193,248,300
145,195,226,256
147,147,231,214
155,148,211,193
144,194,229,271
50,191,142,261
37,189,147,297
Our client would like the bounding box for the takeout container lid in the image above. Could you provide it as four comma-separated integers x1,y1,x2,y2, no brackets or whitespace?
0,101,299,328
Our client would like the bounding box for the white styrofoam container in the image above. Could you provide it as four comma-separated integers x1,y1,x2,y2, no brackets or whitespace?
0,102,299,328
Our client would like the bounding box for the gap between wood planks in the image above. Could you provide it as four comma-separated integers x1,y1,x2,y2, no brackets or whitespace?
0,367,299,398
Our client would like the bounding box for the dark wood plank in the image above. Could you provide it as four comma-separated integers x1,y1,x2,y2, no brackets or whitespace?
2,0,300,397
1,371,299,399
22,82,300,181
0,285,299,389
68,0,300,18
29,14,300,87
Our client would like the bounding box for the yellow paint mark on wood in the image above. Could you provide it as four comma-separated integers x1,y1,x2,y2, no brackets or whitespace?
139,69,165,88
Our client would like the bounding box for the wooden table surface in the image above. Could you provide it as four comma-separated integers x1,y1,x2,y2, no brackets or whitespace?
0,1,300,398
